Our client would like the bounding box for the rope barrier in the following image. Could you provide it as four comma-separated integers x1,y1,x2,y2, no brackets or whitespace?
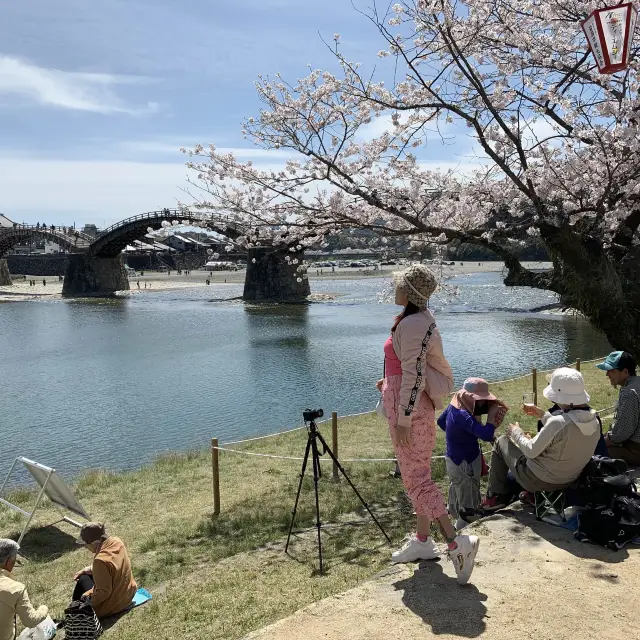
215,355,609,449
215,446,305,461
213,446,492,464
221,426,306,447
220,410,375,447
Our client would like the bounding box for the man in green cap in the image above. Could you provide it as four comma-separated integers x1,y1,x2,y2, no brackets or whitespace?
597,351,640,466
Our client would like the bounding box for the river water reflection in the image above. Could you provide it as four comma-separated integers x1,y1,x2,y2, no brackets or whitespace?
0,273,611,481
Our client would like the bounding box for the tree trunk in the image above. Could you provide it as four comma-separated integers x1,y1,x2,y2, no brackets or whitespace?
505,225,640,358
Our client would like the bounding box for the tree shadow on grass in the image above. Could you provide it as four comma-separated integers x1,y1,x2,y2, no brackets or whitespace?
508,509,630,564
17,524,79,562
393,562,488,638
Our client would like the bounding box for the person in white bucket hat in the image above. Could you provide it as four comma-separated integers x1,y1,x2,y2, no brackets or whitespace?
481,368,600,511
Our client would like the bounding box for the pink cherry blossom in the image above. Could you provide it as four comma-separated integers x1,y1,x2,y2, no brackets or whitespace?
180,1,640,352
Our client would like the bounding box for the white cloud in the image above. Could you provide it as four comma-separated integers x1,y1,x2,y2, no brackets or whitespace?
115,139,297,161
0,56,159,115
0,158,186,224
0,154,295,226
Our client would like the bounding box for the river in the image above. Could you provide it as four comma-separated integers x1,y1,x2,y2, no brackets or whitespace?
0,272,611,482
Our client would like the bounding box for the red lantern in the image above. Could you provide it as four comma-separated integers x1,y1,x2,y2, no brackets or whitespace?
581,2,638,74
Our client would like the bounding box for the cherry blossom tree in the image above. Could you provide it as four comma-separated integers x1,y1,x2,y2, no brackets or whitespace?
184,0,640,355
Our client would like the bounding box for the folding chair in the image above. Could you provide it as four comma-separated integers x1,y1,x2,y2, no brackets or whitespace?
534,489,567,522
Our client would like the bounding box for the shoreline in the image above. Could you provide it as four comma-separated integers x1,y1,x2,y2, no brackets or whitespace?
0,261,552,302
2,356,606,490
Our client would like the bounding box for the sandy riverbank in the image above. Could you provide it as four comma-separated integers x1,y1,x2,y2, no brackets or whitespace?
0,261,552,302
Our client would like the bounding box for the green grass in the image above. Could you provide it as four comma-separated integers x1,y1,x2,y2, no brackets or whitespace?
0,360,615,639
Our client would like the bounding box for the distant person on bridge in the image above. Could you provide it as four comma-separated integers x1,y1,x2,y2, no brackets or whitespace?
72,523,137,620
377,264,479,584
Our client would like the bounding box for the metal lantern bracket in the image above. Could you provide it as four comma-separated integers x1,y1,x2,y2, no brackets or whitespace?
0,457,91,546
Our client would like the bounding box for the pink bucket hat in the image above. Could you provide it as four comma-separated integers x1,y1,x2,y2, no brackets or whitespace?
451,378,498,413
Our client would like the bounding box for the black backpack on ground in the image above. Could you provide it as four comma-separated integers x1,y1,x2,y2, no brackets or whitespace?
59,600,103,640
575,494,640,550
577,456,634,506
574,456,640,550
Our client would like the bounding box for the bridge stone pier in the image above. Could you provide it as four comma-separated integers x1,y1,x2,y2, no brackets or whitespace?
62,254,129,297
0,259,11,286
244,247,310,302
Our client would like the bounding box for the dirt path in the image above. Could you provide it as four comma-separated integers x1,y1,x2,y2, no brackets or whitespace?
245,506,639,640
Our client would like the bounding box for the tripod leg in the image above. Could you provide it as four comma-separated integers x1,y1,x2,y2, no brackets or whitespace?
285,436,312,554
310,434,324,574
316,431,392,544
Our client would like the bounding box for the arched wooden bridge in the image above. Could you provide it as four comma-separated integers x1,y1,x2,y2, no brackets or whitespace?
0,209,309,301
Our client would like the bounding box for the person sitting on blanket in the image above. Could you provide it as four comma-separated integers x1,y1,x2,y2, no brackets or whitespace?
481,368,600,512
72,523,137,619
0,539,49,640
437,378,508,530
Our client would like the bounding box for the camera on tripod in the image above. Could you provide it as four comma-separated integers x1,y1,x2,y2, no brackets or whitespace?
286,405,390,574
303,408,323,422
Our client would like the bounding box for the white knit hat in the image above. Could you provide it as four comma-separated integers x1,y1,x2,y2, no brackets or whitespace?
543,368,590,406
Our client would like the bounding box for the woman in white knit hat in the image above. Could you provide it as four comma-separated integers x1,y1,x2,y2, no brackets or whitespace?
376,264,480,585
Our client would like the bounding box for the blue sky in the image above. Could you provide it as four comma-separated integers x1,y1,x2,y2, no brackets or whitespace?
0,0,480,227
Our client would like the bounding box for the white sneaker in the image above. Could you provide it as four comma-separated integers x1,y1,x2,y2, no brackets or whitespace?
454,517,468,531
448,535,480,585
391,535,440,563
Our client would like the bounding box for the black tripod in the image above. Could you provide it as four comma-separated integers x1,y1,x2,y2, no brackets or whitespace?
285,416,391,574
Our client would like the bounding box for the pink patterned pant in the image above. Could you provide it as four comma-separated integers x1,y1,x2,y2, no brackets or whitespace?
383,374,447,520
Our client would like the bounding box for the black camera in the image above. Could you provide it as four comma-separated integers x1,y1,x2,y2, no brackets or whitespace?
303,408,324,422
474,401,489,416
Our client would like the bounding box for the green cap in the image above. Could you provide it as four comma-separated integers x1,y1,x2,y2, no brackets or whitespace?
597,351,634,371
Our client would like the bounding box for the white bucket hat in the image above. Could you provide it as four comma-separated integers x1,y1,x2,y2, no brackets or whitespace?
542,367,590,406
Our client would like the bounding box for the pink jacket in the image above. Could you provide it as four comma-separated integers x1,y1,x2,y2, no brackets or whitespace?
392,309,454,427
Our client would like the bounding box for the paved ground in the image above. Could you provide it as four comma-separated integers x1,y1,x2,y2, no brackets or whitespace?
245,506,639,640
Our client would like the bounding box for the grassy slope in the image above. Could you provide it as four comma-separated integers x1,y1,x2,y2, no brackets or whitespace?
1,361,616,639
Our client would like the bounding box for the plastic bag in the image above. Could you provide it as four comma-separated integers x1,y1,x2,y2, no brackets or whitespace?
17,615,57,640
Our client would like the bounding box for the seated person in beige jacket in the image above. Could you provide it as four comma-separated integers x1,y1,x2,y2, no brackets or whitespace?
482,368,600,511
72,523,137,619
0,539,48,640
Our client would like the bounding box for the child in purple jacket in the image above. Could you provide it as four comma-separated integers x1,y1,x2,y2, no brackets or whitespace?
438,378,507,530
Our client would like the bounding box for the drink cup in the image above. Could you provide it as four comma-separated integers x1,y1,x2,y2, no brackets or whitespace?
522,392,535,407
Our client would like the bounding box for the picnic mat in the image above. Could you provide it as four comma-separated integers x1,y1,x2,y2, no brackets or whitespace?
132,588,152,608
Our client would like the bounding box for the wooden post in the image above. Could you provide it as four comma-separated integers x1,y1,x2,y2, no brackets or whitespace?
211,438,220,516
576,358,581,372
331,412,339,481
532,369,538,407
